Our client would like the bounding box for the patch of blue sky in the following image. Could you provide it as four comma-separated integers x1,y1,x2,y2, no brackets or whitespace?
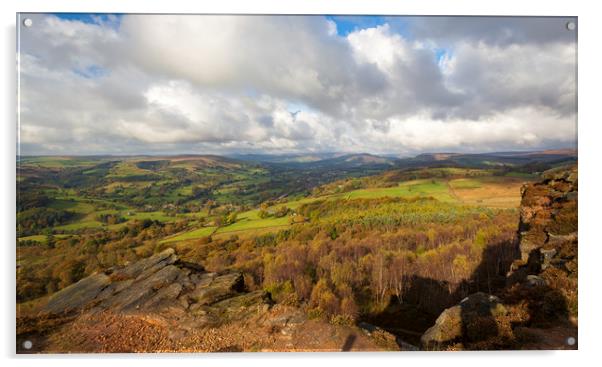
53,13,123,29
326,15,444,65
286,101,314,116
73,65,108,79
326,15,387,36
381,16,412,38
243,87,260,98
433,47,454,69
434,48,448,62
327,15,413,40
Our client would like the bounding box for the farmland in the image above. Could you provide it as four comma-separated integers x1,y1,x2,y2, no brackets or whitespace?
17,157,530,245
17,151,565,247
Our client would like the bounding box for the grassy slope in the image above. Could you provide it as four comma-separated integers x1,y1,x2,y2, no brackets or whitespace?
161,226,217,243
216,216,289,234
338,180,456,202
18,157,101,168
449,178,482,189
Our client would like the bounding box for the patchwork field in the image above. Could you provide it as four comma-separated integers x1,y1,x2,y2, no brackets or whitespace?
16,170,530,245
16,155,542,246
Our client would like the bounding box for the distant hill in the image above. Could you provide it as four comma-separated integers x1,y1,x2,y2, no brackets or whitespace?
231,149,576,171
299,153,397,169
400,149,577,171
139,155,244,169
19,149,577,176
230,152,345,164
232,153,396,169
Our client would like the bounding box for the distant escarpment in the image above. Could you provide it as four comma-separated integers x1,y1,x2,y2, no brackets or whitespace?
17,248,406,353
421,165,578,350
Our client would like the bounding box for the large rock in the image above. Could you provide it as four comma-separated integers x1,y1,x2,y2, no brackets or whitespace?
421,292,508,349
110,248,178,281
39,248,270,331
420,305,463,348
188,272,244,305
209,290,272,320
100,264,186,311
43,273,111,314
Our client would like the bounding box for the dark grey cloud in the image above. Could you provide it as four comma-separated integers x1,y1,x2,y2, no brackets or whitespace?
404,16,577,46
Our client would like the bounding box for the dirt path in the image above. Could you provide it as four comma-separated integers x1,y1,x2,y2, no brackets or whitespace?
446,180,464,203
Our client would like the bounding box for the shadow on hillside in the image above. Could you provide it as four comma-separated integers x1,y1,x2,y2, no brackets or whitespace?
362,238,570,349
341,333,357,351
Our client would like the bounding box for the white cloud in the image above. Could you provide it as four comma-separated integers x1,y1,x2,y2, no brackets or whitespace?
18,14,577,156
440,41,576,119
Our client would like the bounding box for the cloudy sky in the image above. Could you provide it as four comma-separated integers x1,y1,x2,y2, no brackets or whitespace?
18,14,577,156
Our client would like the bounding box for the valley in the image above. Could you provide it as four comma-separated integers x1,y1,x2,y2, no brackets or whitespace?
16,150,577,351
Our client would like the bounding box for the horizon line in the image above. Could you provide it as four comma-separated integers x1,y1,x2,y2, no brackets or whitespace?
16,147,578,158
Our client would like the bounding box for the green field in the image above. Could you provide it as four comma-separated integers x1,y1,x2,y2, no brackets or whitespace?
216,215,290,234
161,226,216,243
54,220,104,231
335,179,456,202
18,156,102,168
449,178,482,189
18,234,70,244
48,199,95,213
107,161,153,178
124,211,180,222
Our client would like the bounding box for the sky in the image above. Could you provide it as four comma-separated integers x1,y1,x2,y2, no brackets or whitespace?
18,14,577,156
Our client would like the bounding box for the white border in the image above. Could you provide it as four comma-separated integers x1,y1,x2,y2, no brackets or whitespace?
2,1,600,367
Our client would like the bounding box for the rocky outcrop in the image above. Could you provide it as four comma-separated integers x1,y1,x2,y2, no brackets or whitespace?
421,292,509,349
421,165,578,350
188,272,244,305
42,248,271,329
28,248,402,353
511,165,577,279
44,273,111,314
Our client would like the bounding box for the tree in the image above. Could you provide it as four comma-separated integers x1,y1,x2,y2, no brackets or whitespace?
274,206,289,218
309,279,340,317
192,186,209,199
205,200,217,215
340,296,359,321
390,253,407,303
289,213,307,224
372,250,388,305
46,234,55,249
225,212,238,225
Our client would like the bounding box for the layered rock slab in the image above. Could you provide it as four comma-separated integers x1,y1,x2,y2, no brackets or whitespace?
41,248,269,324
